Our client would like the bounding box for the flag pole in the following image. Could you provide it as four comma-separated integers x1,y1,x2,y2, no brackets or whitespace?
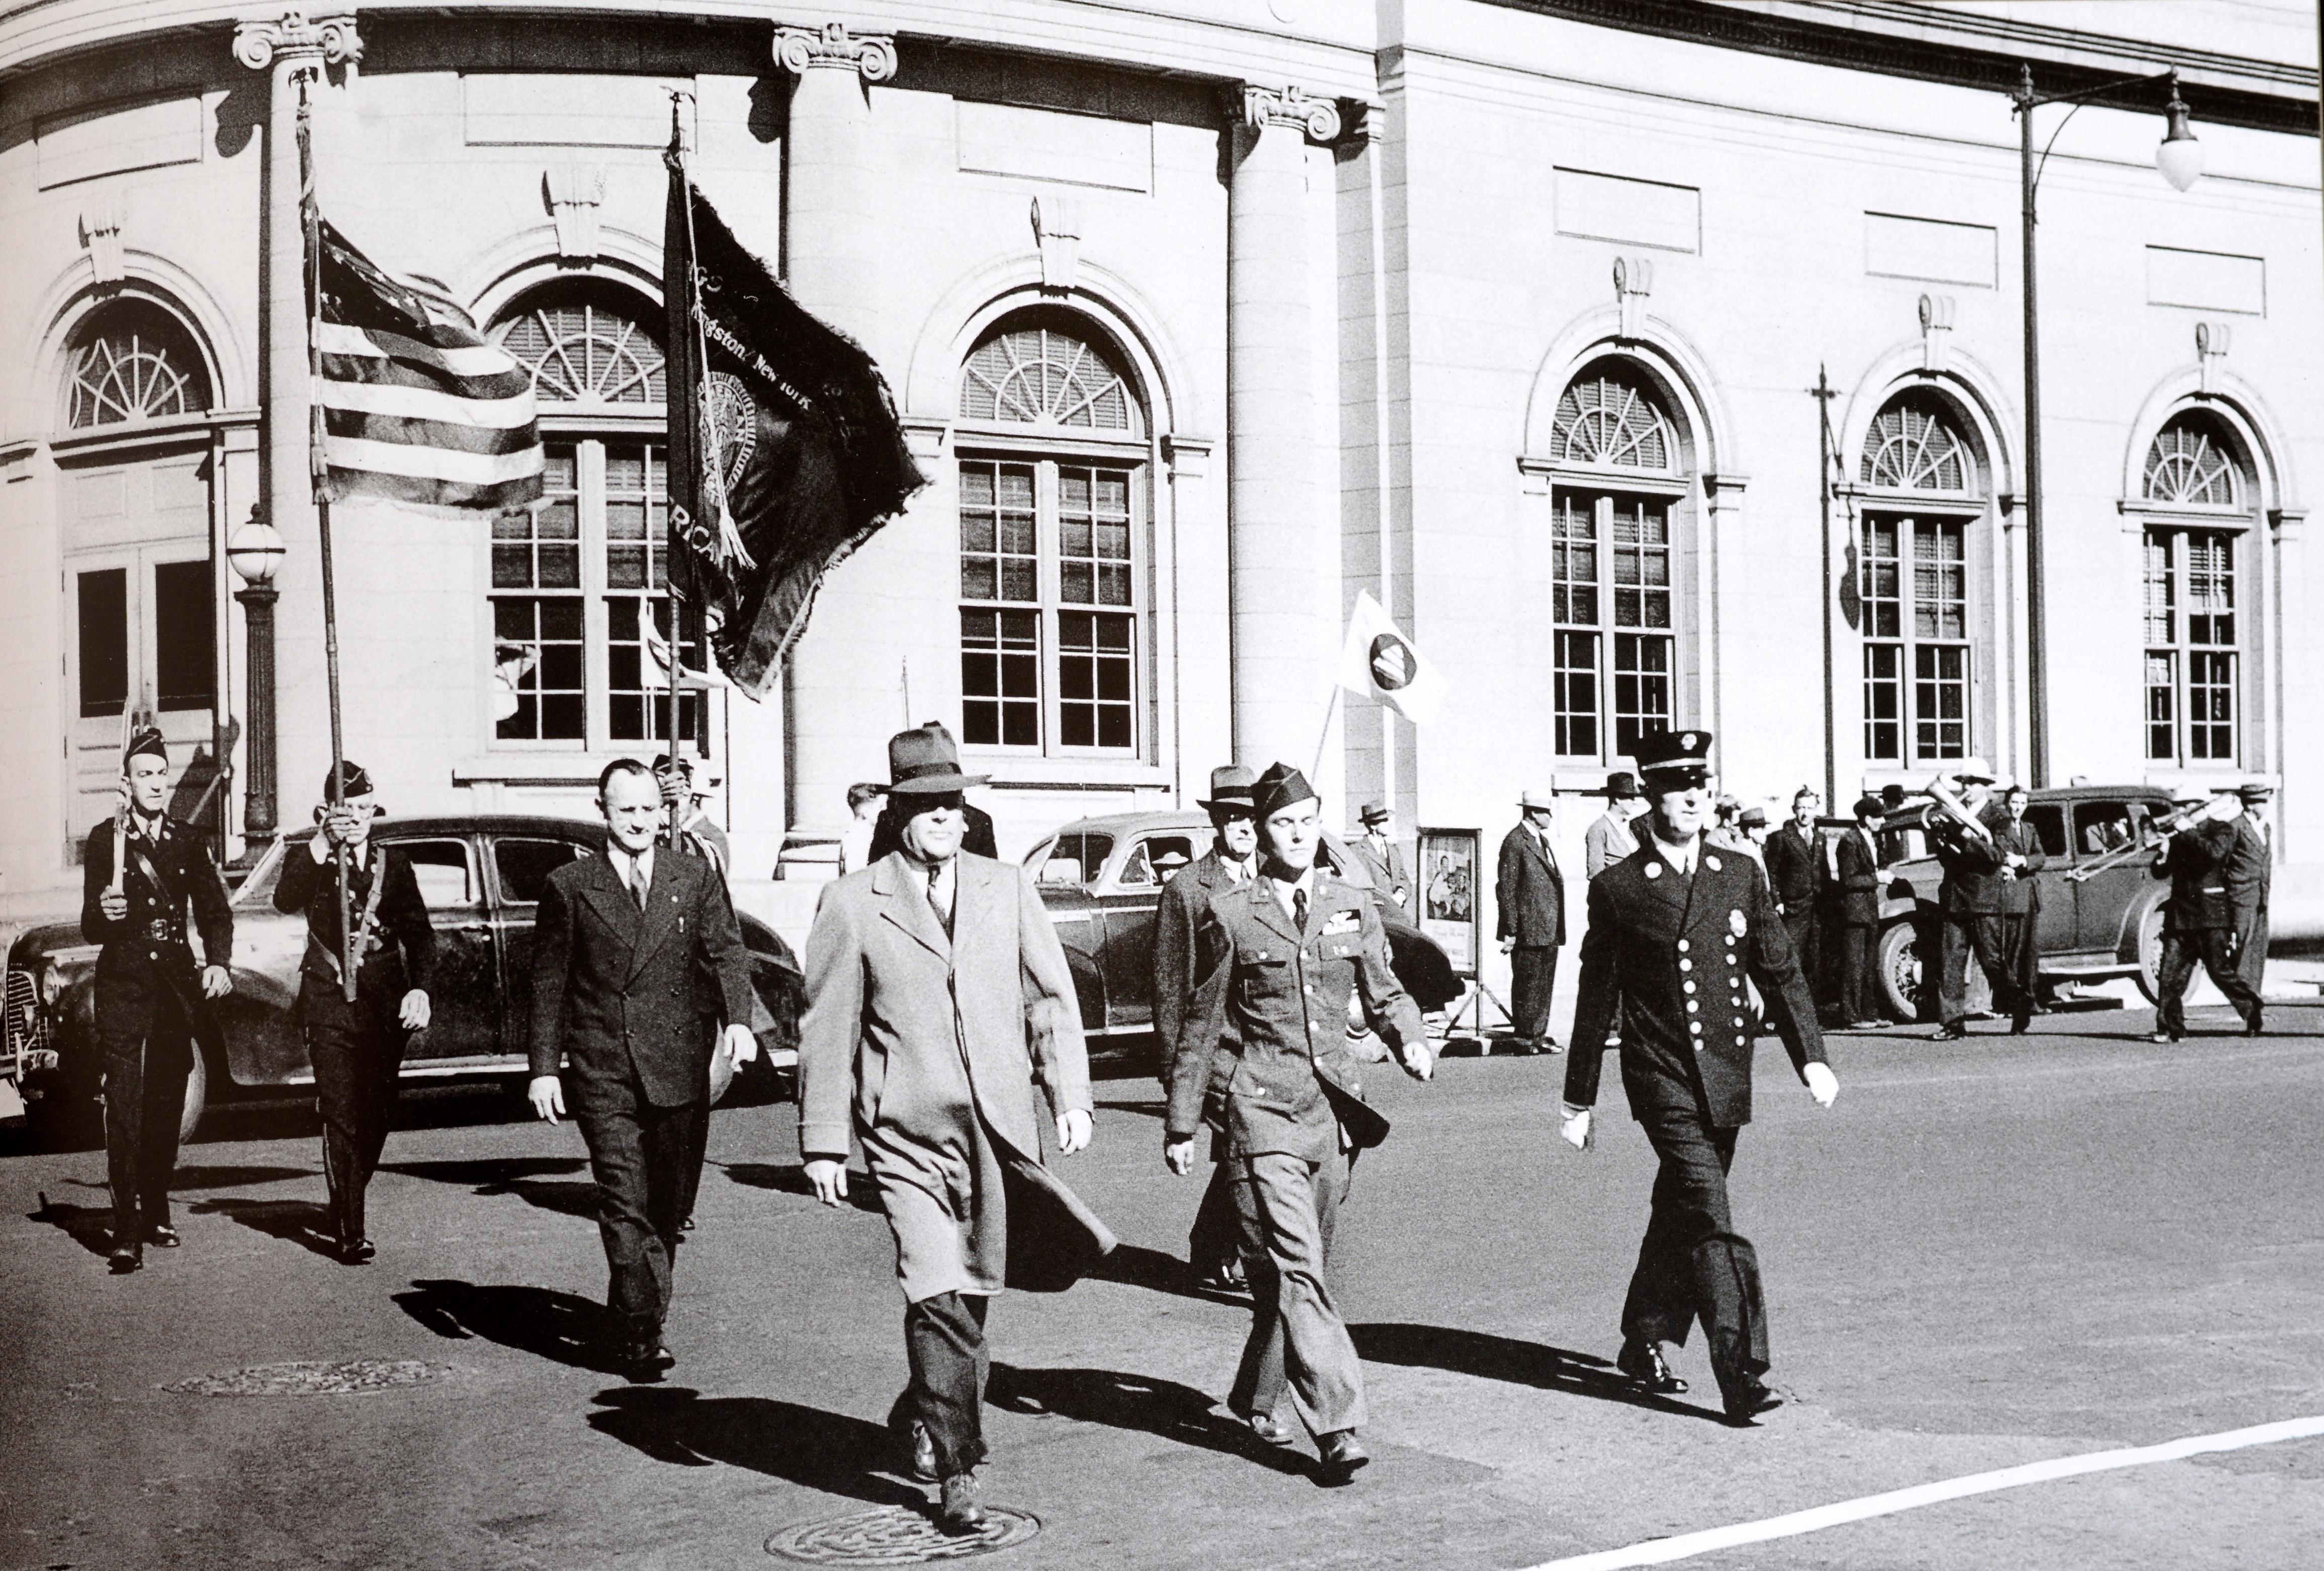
298,73,357,1002
1307,684,1343,784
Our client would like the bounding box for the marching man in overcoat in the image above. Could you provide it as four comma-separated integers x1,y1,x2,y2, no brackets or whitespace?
1559,729,1837,1421
799,727,1110,1533
1169,763,1433,1484
273,761,435,1263
1154,764,1263,1292
81,727,235,1273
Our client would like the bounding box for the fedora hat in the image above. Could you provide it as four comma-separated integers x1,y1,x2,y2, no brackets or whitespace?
1198,764,1259,811
886,727,989,795
1358,801,1392,827
1603,771,1642,801
1949,756,1996,785
1518,788,1556,811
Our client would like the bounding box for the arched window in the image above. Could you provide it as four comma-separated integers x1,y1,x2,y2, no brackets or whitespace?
954,314,1147,754
63,301,212,428
2140,414,2248,766
484,287,706,754
1858,396,1983,764
1546,366,1684,760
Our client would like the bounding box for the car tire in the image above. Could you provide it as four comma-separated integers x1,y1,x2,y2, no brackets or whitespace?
1876,920,1927,1023
2130,898,2167,1005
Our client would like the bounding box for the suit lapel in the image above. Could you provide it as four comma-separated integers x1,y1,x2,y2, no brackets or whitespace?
874,852,952,961
1245,879,1303,947
626,852,684,982
1524,829,1556,879
581,853,644,949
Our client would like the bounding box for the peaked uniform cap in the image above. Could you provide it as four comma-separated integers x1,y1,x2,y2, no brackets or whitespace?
1632,728,1712,781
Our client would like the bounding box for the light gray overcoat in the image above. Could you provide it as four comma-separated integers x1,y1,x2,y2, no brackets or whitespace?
798,850,1107,1300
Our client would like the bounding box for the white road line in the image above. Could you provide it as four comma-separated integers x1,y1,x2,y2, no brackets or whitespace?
1519,1414,2324,1571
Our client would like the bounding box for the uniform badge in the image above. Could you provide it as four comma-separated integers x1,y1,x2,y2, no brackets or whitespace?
1644,861,1663,880
1323,909,1362,934
1729,908,1748,938
1706,854,1722,873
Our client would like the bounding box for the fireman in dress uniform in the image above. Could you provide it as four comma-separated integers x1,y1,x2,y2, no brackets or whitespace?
1558,729,1838,1421
81,727,236,1273
273,762,435,1264
1168,764,1434,1484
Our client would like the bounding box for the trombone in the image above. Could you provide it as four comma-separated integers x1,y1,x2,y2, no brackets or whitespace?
2066,797,2228,882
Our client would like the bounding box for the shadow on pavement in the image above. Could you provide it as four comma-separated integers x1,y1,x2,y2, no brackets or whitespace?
586,1387,928,1506
381,1157,599,1221
394,1278,632,1376
719,1161,886,1215
1350,1323,1728,1424
189,1196,341,1260
28,1193,118,1258
1093,1098,1165,1120
54,1164,318,1194
987,1364,1312,1478
1087,1242,1249,1306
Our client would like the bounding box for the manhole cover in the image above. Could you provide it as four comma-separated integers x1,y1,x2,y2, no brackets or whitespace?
163,1360,450,1396
766,1505,1040,1564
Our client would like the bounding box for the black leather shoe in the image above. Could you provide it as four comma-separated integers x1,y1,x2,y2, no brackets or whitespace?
1315,1430,1370,1485
1723,1380,1783,1422
2009,1015,2032,1035
338,1238,377,1265
109,1238,143,1274
1931,1024,1968,1042
936,1471,987,1534
147,1223,181,1247
2247,1013,2265,1037
1197,1263,1248,1295
1236,1408,1299,1447
1616,1339,1688,1394
907,1421,938,1482
2147,1031,2180,1045
620,1340,674,1381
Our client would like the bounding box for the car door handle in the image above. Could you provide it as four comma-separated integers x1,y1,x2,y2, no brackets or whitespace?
454,923,490,934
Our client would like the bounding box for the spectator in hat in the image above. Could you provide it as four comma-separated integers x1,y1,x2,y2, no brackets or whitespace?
1762,789,1827,1013
1496,789,1566,1054
799,726,1108,1532
1585,771,1646,880
2224,782,2275,998
1348,803,1410,910
1831,796,1890,1028
838,782,886,875
274,760,435,1264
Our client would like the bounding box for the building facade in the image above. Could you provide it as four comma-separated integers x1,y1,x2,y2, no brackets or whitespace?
2,2,2317,977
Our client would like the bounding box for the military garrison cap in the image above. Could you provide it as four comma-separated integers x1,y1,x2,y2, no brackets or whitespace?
1251,763,1318,820
122,727,169,770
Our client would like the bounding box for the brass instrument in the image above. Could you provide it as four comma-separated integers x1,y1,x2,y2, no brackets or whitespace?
2067,795,2231,882
1923,774,1995,844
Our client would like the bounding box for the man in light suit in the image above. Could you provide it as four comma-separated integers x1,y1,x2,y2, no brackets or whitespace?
1585,772,1646,880
527,758,757,1378
1496,789,1566,1054
799,727,1110,1533
1154,764,1262,1293
1348,803,1411,910
2224,781,2274,1003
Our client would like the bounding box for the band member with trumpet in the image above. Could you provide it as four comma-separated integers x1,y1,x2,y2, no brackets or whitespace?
2148,788,2264,1043
82,727,236,1272
1560,729,1836,1422
1925,761,2031,1041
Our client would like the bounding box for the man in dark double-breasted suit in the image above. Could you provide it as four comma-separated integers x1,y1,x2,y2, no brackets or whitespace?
1170,764,1433,1485
1496,789,1566,1054
81,728,235,1273
528,758,757,1377
1988,785,2048,1033
1831,796,1889,1028
1559,729,1835,1422
1761,789,1825,1013
1155,764,1262,1292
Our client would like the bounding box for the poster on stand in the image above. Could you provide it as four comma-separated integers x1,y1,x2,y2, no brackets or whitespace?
1417,828,1480,977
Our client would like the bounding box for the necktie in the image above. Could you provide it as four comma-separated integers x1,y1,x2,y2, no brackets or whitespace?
1293,887,1309,932
629,857,649,912
927,865,952,938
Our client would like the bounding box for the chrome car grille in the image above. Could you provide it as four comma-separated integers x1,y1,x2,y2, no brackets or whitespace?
3,966,48,1076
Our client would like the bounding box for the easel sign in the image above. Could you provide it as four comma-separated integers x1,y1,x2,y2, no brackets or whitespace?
1416,828,1480,977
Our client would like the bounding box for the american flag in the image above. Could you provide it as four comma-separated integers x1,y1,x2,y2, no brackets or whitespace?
312,220,544,511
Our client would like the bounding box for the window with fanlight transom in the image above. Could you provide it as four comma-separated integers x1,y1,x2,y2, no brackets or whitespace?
62,301,213,429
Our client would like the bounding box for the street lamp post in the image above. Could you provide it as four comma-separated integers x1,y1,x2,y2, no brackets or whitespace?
227,510,287,843
2013,65,2201,788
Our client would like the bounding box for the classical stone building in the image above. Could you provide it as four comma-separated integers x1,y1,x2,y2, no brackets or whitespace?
2,3,2317,972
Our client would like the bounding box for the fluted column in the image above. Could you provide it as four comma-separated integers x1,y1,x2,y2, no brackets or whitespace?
776,22,898,838
1227,85,1338,769
236,10,360,821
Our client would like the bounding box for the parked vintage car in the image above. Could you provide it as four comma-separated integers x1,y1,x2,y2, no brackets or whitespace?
2,816,804,1147
1024,810,1464,1054
1865,784,2176,1019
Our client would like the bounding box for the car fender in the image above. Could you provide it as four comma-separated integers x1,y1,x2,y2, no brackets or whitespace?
1064,948,1106,1033
2112,885,2169,966
213,970,304,1088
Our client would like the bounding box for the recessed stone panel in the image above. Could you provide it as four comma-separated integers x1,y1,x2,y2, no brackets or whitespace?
1554,168,1700,254
2147,245,2266,315
956,101,1152,193
464,73,691,148
1864,212,1997,288
37,95,202,190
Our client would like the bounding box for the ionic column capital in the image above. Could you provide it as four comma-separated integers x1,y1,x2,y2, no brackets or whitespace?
234,10,362,71
774,21,897,82
1236,84,1341,144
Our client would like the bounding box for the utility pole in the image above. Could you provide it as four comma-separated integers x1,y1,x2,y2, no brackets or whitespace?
1813,366,1840,811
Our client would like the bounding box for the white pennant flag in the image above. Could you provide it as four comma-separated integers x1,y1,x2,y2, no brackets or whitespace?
1337,590,1447,726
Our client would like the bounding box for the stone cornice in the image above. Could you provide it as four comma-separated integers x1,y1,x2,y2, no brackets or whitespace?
233,10,361,70
773,20,895,82
1237,83,1342,142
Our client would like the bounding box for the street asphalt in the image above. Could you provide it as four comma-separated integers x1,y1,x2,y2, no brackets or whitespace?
5,999,2321,1571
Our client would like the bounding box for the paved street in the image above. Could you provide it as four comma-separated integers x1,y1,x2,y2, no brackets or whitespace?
6,1002,2323,1571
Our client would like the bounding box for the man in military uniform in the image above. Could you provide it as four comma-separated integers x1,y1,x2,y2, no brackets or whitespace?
1169,764,1433,1484
2148,789,2262,1043
80,728,235,1272
1559,729,1836,1422
273,762,435,1263
653,753,731,878
1154,764,1262,1293
2224,781,2274,1003
1925,760,2018,1041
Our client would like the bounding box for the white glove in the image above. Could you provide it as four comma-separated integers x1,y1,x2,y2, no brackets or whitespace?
1558,1101,1593,1151
1804,1061,1839,1109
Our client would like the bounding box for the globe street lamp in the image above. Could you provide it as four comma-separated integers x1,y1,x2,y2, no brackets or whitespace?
227,509,286,841
2016,65,2201,788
